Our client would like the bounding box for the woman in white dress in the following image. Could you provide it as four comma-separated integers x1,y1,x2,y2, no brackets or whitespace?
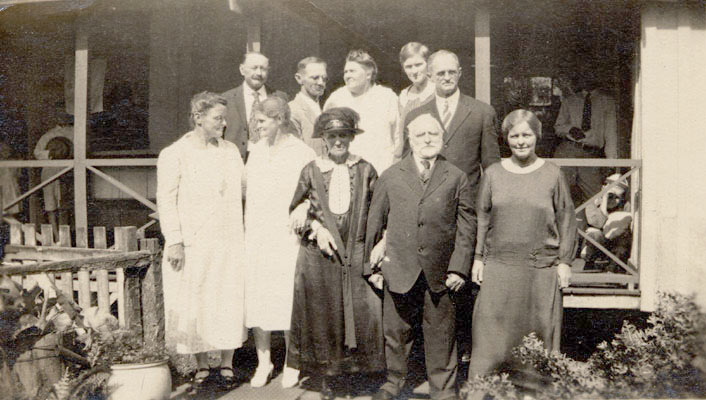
157,91,246,391
324,49,400,173
245,96,316,388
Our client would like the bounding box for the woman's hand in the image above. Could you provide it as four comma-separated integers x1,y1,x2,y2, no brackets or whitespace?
368,273,384,290
289,201,309,233
471,259,484,285
315,226,337,257
166,243,185,271
557,263,572,288
370,236,388,267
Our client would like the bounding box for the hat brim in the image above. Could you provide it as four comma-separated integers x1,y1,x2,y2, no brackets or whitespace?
312,127,364,139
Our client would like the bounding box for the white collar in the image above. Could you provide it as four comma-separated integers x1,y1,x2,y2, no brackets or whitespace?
296,91,322,113
435,89,460,114
413,154,437,170
501,157,545,174
315,153,362,172
244,83,267,99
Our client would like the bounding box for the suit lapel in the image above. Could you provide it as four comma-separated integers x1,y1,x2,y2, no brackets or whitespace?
422,158,449,199
233,85,247,123
399,155,425,198
444,95,472,145
296,93,321,126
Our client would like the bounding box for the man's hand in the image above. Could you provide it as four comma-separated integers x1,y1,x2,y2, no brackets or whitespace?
568,127,586,142
370,237,389,267
166,243,185,271
471,259,484,285
557,263,572,288
315,226,337,257
368,273,384,290
289,201,309,233
445,273,465,292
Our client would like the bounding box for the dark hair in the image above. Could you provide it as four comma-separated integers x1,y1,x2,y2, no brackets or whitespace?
189,91,227,128
501,109,542,141
346,49,377,83
46,137,73,160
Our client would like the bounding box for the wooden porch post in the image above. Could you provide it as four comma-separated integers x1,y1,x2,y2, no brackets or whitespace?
73,22,88,233
246,18,261,53
474,6,491,104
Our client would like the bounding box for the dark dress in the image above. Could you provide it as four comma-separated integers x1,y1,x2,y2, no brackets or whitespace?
287,157,385,375
468,161,577,384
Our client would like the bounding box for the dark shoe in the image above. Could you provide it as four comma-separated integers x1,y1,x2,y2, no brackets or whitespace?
218,366,237,390
371,388,396,400
191,368,210,391
320,375,335,400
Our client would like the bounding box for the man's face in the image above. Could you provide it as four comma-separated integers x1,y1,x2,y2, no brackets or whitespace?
408,115,443,159
429,54,461,97
239,54,269,91
296,63,328,99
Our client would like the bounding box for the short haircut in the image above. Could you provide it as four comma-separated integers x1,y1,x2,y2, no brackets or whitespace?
501,109,542,141
252,94,297,134
427,49,460,72
242,51,269,65
189,91,227,128
407,113,442,134
46,136,73,160
346,49,377,83
297,56,326,74
399,42,430,65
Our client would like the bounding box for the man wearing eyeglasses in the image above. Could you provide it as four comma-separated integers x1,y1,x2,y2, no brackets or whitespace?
402,49,501,379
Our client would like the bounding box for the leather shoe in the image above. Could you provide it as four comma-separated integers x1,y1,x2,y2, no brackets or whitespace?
371,388,396,400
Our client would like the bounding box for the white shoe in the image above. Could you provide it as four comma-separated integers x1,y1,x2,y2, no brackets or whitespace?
250,362,274,388
281,366,299,388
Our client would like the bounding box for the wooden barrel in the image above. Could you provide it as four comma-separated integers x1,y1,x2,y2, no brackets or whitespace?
13,333,63,397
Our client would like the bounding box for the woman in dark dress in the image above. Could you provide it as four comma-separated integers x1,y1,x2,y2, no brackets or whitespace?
468,109,577,395
287,107,385,400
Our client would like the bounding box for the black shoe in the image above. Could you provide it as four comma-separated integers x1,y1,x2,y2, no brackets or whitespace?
217,366,237,390
320,375,335,400
371,388,396,400
190,368,211,392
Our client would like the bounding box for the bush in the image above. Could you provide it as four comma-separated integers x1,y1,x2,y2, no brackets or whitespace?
464,292,706,399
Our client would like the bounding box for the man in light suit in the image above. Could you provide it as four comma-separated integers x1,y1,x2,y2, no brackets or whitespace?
222,52,288,161
366,114,476,400
403,49,500,371
289,56,328,156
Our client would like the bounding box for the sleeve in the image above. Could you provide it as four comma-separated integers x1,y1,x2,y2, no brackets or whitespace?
289,163,319,239
474,170,492,256
554,98,574,137
388,94,403,158
480,108,501,169
447,173,477,277
603,96,618,159
156,146,183,247
363,172,389,276
554,169,578,265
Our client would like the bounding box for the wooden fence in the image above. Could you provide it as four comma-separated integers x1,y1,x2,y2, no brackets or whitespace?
1,224,164,347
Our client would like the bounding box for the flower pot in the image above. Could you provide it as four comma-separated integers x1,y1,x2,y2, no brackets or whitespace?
107,359,171,400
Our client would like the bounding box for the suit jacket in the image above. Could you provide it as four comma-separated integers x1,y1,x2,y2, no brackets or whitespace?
364,155,476,294
289,92,326,156
404,92,500,193
221,84,288,160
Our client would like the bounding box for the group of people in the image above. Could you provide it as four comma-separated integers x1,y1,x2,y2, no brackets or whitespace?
156,42,579,400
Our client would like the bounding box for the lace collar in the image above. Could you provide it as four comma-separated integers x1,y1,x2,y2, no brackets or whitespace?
314,153,362,173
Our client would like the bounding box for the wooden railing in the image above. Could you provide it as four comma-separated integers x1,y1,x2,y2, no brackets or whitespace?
1,224,164,346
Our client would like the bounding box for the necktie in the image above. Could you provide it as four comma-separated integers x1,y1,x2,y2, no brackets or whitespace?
581,92,592,132
440,100,452,129
249,91,262,142
420,159,431,184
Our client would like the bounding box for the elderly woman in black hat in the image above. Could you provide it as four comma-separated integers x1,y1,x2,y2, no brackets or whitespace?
287,107,385,399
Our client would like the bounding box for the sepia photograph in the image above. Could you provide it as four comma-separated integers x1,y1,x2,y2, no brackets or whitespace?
0,0,705,399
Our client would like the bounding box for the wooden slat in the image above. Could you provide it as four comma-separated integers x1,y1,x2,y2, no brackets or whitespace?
3,245,122,261
58,226,73,300
140,238,164,348
0,251,151,275
86,166,158,211
40,224,53,246
114,227,141,332
575,168,639,213
571,272,639,286
551,158,642,167
10,223,22,245
474,6,491,104
73,24,89,235
2,166,72,213
93,226,111,313
0,160,73,168
22,224,36,246
76,227,91,310
85,158,158,167
577,230,639,276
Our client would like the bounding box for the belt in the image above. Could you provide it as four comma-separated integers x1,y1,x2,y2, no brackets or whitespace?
563,138,603,155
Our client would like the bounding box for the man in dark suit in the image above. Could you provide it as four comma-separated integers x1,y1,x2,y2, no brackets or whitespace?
403,50,500,370
222,52,288,161
366,114,476,400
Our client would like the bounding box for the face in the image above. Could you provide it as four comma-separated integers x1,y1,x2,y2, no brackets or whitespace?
506,121,538,162
253,111,280,141
402,55,428,86
323,131,353,159
429,54,461,97
296,63,328,99
408,116,443,159
344,61,371,94
196,104,227,140
239,54,269,91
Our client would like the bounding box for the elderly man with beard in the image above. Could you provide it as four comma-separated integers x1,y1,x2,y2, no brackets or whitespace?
365,114,476,400
289,57,328,156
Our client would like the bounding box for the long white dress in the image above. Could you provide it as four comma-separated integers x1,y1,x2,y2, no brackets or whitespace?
244,134,316,331
324,84,399,173
157,132,247,354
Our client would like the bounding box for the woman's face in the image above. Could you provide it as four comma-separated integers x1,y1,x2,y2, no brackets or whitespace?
402,55,428,86
344,61,371,95
196,104,227,140
253,111,280,141
323,131,353,160
507,121,538,162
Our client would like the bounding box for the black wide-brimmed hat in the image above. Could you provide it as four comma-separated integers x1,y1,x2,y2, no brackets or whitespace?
312,107,364,138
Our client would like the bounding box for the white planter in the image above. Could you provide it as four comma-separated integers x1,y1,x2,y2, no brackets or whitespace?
107,359,172,400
